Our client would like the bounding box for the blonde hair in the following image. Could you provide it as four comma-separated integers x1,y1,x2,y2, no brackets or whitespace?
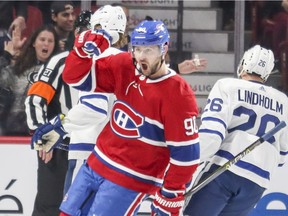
113,33,128,49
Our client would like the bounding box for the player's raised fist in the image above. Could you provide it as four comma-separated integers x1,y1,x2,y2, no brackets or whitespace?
74,29,112,58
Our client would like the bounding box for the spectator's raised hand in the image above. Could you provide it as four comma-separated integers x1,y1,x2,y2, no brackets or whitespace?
178,58,208,74
9,16,26,33
4,41,17,57
12,26,27,51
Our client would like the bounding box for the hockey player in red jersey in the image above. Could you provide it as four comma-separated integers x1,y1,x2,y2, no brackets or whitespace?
34,19,200,215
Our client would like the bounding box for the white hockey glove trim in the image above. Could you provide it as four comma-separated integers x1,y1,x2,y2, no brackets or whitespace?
151,188,185,216
31,114,68,152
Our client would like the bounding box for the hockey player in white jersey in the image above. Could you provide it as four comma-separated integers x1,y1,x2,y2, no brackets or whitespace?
62,5,126,195
184,45,288,216
31,5,127,215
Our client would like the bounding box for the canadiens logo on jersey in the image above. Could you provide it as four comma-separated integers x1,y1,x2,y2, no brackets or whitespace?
111,101,144,138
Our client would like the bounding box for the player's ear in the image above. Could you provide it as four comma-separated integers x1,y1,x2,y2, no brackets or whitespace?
162,44,168,60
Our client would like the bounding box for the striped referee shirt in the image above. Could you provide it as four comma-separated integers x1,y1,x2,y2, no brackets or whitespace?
25,51,79,131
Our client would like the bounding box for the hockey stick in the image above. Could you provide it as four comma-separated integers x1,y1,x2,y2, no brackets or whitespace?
146,121,286,213
185,120,286,198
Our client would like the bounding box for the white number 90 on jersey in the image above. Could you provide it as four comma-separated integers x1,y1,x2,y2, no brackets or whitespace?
184,116,198,136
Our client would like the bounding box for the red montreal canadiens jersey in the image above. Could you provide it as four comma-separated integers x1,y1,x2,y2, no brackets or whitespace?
63,50,200,194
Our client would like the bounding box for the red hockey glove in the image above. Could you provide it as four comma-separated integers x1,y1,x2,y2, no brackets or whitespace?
151,189,185,216
74,29,111,58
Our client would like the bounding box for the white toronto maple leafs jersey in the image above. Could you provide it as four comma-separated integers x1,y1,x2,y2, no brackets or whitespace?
199,77,288,188
62,47,121,160
63,91,116,160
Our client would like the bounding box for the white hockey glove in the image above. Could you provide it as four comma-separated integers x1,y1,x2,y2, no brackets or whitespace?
31,114,68,152
151,188,185,216
74,29,111,58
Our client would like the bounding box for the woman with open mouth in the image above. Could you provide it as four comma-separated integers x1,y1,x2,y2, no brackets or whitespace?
0,25,59,136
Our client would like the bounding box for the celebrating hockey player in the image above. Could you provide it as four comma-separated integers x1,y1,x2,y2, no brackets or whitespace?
36,18,200,215
184,45,288,216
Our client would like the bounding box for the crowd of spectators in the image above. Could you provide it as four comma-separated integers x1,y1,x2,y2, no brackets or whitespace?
250,0,288,92
1,0,288,134
0,1,81,136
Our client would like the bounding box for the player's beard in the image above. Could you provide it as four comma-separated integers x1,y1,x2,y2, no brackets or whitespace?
136,56,164,78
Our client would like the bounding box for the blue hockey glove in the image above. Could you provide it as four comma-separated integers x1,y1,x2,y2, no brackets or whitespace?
151,188,185,216
74,29,111,58
31,114,68,152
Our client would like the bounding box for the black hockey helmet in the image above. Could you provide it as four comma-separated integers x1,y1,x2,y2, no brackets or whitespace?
75,10,92,32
